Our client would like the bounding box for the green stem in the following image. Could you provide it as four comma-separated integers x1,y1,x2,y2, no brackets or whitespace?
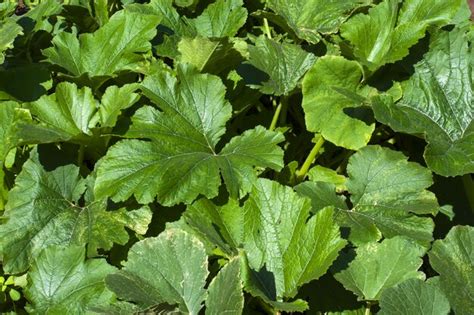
296,136,325,181
263,17,272,39
269,98,282,131
365,303,371,315
462,174,474,213
279,97,288,126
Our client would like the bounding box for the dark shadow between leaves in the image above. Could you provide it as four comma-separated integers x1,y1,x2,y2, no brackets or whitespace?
0,64,50,101
250,264,278,300
343,106,374,126
237,63,269,87
36,143,79,171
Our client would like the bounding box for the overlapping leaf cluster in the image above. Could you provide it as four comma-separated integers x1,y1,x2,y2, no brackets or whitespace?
0,0,473,314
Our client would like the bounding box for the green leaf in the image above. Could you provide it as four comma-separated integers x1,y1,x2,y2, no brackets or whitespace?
302,56,375,150
295,181,348,213
193,0,247,37
0,150,151,273
0,19,22,64
429,226,474,314
19,82,98,144
95,66,284,205
181,198,242,256
239,251,309,312
341,145,438,245
178,37,243,74
379,278,450,315
307,165,347,192
25,246,115,314
341,0,462,71
96,84,140,128
179,179,345,307
242,179,346,299
18,83,141,144
0,102,21,162
372,28,474,176
205,257,244,315
246,36,316,96
106,229,208,314
42,10,160,83
266,0,363,43
334,236,426,301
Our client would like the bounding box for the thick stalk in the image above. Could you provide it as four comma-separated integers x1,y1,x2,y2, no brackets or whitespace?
279,97,288,126
269,98,282,131
462,174,474,213
365,304,371,315
296,136,325,181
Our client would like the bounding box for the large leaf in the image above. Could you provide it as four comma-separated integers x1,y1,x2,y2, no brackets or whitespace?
266,0,363,43
96,83,140,128
341,0,462,71
178,37,243,75
372,28,474,176
0,150,151,273
95,65,284,206
0,101,21,162
193,0,247,37
179,179,346,307
19,82,98,144
0,19,22,64
298,146,438,245
147,0,246,58
205,257,244,315
379,278,450,315
240,179,346,299
302,56,375,150
25,246,115,314
334,236,426,301
42,10,160,83
106,229,208,314
344,146,437,245
18,83,140,144
247,36,316,96
429,226,474,314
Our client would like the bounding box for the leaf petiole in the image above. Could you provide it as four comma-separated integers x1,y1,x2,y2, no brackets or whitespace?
296,135,325,181
269,98,281,131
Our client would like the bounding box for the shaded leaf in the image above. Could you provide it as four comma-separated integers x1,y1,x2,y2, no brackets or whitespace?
267,0,364,43
247,36,316,96
372,27,474,176
206,257,244,315
178,37,243,75
429,226,474,314
0,19,22,64
379,278,450,315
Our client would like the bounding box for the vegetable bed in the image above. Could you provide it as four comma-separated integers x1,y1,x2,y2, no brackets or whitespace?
0,0,473,314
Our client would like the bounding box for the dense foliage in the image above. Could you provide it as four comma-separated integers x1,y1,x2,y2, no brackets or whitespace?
0,0,473,314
